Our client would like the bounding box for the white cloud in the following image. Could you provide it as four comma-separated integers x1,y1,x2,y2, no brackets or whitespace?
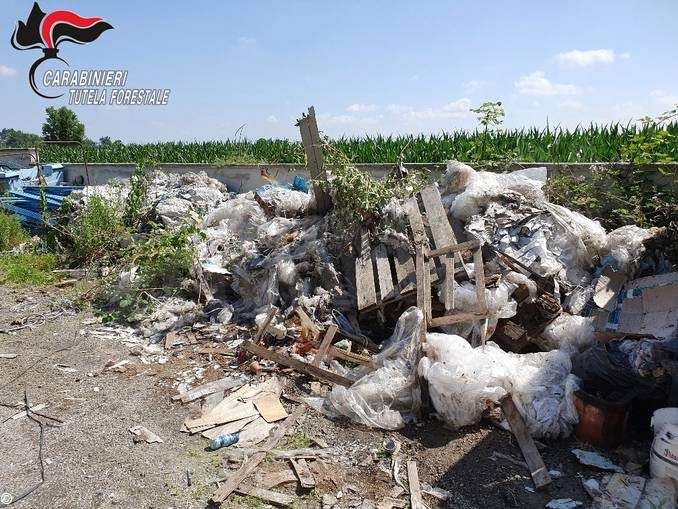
559,99,584,111
555,49,615,66
462,80,488,93
409,74,419,82
237,36,256,46
650,89,678,109
346,103,378,113
515,71,580,97
318,114,357,125
620,52,631,60
0,65,17,77
266,115,278,123
385,98,472,121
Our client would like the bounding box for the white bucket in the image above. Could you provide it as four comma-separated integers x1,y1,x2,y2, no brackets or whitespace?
652,408,678,435
650,422,678,480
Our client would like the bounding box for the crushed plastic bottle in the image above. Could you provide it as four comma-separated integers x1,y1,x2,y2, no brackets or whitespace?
209,432,240,450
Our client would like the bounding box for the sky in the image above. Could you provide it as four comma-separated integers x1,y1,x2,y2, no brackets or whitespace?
1,0,677,143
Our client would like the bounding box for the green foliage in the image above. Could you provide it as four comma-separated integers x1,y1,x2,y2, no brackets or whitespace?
69,194,127,262
471,101,505,128
131,222,200,292
0,128,41,148
469,101,506,162
283,433,313,449
39,120,678,165
123,164,150,226
0,253,57,285
0,211,29,251
42,106,85,141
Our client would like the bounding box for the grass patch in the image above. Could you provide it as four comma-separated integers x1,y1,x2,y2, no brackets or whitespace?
67,194,128,263
0,253,57,285
0,211,29,251
283,432,313,449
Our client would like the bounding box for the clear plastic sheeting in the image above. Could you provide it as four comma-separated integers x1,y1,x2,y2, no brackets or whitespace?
256,187,313,216
536,314,595,354
203,193,266,242
327,307,424,430
605,225,657,276
420,333,579,438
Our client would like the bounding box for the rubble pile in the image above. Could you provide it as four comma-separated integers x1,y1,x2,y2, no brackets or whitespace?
69,162,677,506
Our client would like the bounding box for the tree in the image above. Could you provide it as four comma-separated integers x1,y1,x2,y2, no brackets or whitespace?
42,107,85,141
0,128,41,148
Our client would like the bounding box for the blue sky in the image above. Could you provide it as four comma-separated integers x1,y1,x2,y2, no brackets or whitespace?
1,1,677,142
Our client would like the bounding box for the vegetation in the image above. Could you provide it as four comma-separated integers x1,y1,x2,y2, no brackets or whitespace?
42,106,85,142
0,252,56,285
36,121,678,164
0,128,41,148
0,211,29,251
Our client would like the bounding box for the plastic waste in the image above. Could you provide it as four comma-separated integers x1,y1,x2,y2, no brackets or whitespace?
203,194,266,241
650,409,678,482
257,187,312,216
651,407,678,435
419,333,579,438
537,314,595,354
571,449,623,472
210,432,240,450
545,499,582,509
327,307,423,430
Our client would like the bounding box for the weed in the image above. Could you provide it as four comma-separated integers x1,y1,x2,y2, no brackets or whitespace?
284,432,313,449
469,101,505,162
191,483,211,500
239,495,264,508
123,164,150,227
0,252,57,285
68,194,128,262
0,210,29,251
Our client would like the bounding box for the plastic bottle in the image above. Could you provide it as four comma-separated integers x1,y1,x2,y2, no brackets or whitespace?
209,432,240,450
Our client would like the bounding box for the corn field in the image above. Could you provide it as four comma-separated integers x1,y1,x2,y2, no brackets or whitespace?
40,122,678,164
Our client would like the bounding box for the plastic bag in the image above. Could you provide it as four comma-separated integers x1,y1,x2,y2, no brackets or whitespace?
327,307,423,429
203,194,266,241
420,333,579,438
257,187,312,216
605,225,655,275
537,314,595,354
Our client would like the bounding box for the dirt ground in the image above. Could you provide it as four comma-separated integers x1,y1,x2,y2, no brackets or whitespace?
0,284,646,509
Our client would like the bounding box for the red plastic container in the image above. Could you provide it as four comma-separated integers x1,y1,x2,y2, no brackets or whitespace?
574,390,629,449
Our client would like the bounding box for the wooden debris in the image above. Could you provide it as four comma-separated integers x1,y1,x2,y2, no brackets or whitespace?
185,401,259,431
172,376,246,404
311,324,338,367
201,415,258,440
501,396,552,490
243,341,353,387
129,425,164,444
256,467,299,489
407,460,425,509
254,393,289,423
211,405,306,504
254,306,279,343
234,485,294,507
235,416,276,447
294,307,321,342
296,106,331,213
290,458,316,489
220,447,337,462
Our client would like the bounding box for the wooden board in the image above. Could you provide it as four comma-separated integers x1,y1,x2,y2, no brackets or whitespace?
173,376,245,403
407,460,425,509
211,405,306,504
235,485,294,507
185,401,259,431
405,197,438,284
501,396,552,490
356,228,377,311
254,393,289,423
296,106,331,213
374,244,397,301
429,312,489,328
201,415,258,440
254,306,279,343
257,468,298,489
312,324,338,368
235,416,276,447
290,458,316,489
243,341,353,387
393,247,416,294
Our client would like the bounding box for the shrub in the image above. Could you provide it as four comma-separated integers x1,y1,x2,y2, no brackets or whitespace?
0,211,28,251
69,194,128,262
0,253,57,285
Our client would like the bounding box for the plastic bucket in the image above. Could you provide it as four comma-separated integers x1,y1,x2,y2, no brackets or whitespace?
651,408,678,435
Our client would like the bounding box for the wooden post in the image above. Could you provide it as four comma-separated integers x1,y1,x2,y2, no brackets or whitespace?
296,106,332,213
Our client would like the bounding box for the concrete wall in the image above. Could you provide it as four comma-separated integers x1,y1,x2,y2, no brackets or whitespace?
0,148,35,168
61,161,678,193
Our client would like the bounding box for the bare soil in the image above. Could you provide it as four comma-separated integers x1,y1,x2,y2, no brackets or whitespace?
0,285,643,509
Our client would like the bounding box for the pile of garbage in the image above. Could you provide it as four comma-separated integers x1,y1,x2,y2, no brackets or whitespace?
70,162,677,442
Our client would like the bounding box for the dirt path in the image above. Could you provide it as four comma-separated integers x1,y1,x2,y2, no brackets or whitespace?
0,285,604,508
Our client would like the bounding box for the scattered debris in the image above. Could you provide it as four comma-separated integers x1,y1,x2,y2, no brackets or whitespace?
571,449,624,473
545,499,583,509
129,425,164,444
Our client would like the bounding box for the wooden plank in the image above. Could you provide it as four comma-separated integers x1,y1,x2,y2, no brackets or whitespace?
294,307,321,341
254,306,279,343
211,405,306,504
235,485,294,507
290,458,316,489
243,341,353,387
201,415,258,440
473,248,489,345
312,324,338,367
236,416,276,447
374,244,397,301
429,312,489,328
420,185,457,248
415,248,426,321
257,468,298,489
296,106,331,213
393,247,416,294
173,377,246,403
356,228,378,311
185,401,259,431
254,393,289,423
427,239,481,259
407,460,425,509
501,396,552,490
405,197,438,284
